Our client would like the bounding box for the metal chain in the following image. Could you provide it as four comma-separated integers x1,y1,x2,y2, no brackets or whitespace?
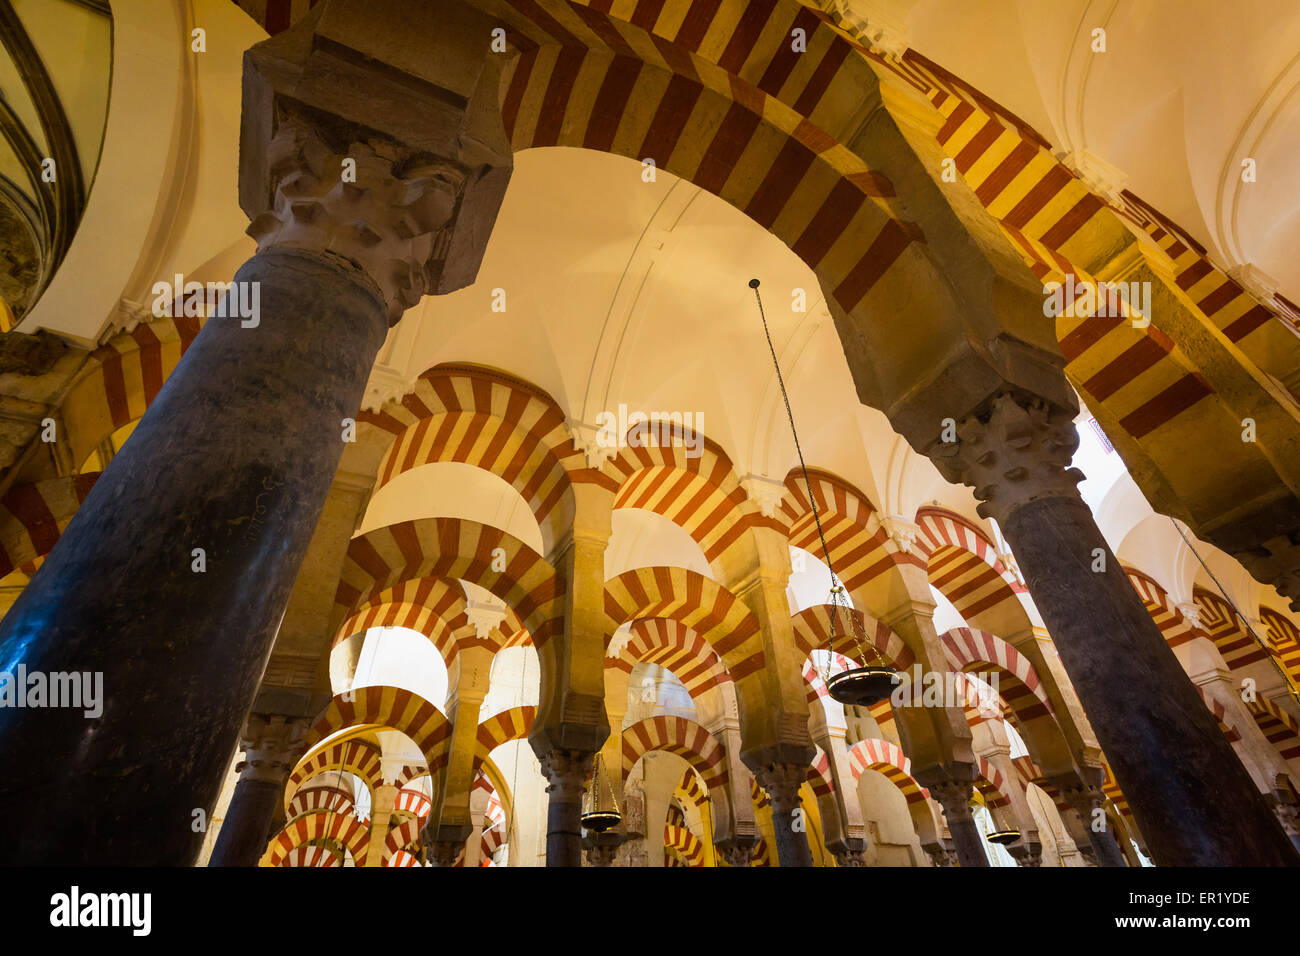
751,280,873,674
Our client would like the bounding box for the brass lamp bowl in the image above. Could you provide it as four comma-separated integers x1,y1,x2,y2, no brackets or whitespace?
987,829,1022,846
580,809,622,833
826,666,900,707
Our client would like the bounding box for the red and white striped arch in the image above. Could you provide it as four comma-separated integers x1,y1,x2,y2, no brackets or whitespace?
915,507,1031,634
1195,587,1270,670
1124,568,1199,650
474,705,536,772
360,365,589,556
302,685,453,780
779,468,921,590
333,518,560,647
267,812,370,867
286,738,383,811
607,430,770,569
790,603,914,670
606,617,732,699
1260,607,1300,690
621,715,729,803
940,626,1053,723
276,845,341,868
285,785,355,825
847,737,927,804
604,566,765,680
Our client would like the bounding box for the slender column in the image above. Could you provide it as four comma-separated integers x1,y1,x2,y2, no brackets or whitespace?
210,715,307,867
0,0,509,865
539,749,595,867
929,780,989,867
364,784,399,867
753,762,814,867
1061,782,1127,868
931,392,1300,867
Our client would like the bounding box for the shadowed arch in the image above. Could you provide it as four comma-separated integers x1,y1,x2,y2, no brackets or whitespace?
916,507,1032,635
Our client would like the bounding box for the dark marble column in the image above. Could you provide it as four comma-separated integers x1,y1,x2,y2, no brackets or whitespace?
0,0,511,862
754,763,815,867
210,714,307,867
540,749,594,867
932,392,1300,866
930,780,989,867
0,250,387,865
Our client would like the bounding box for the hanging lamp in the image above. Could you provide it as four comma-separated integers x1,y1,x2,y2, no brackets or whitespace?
580,752,622,833
976,793,1021,845
750,279,900,708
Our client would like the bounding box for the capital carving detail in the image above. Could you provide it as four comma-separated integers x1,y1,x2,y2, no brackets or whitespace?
930,392,1084,526
246,107,465,324
753,763,807,815
237,714,309,785
928,780,976,823
539,748,595,802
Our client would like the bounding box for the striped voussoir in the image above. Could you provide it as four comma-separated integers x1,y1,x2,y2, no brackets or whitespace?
807,746,833,797
1194,587,1271,671
394,788,432,823
1260,607,1300,690
663,823,705,866
1011,755,1072,816
268,811,370,867
302,685,453,779
606,616,732,698
790,603,913,669
392,765,430,790
498,0,927,354
940,626,1053,722
847,737,927,804
474,705,537,772
285,785,355,824
61,315,201,467
333,517,560,647
621,714,729,800
0,473,99,579
607,430,771,568
673,767,709,809
1192,687,1242,744
801,657,830,706
1124,567,1200,650
1244,695,1300,762
779,468,922,589
286,738,383,812
751,835,774,867
973,755,1012,810
604,566,765,679
479,824,506,866
916,507,1030,634
1100,763,1133,820
386,850,420,868
383,818,423,864
750,776,769,811
904,47,1298,445
358,365,589,553
276,845,340,868
332,577,487,670
666,801,687,830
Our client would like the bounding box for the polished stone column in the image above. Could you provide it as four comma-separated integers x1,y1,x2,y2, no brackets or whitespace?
539,749,595,867
209,714,307,867
1062,783,1127,867
754,762,814,867
0,0,509,865
932,392,1299,866
929,780,989,867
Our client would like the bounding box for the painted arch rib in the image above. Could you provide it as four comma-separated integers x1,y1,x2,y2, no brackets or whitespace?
286,738,384,811
916,507,1031,634
302,685,453,778
608,616,732,698
790,602,913,670
847,737,927,804
621,714,729,799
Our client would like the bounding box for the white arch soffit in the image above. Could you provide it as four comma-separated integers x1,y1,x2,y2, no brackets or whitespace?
24,0,261,346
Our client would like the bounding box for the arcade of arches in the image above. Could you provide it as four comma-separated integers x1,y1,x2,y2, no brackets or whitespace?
0,0,1298,868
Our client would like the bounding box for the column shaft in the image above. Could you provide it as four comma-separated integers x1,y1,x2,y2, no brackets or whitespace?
0,252,387,864
209,778,281,868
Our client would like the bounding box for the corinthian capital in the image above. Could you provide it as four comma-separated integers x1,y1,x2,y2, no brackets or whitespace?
929,392,1084,526
239,0,512,322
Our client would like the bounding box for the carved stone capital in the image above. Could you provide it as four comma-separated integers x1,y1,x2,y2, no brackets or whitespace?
428,840,465,867
1061,782,1106,818
1007,841,1043,867
715,836,757,867
240,0,512,322
539,748,595,803
929,391,1084,526
928,780,976,824
923,841,957,867
753,762,808,815
236,713,309,785
828,837,868,867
